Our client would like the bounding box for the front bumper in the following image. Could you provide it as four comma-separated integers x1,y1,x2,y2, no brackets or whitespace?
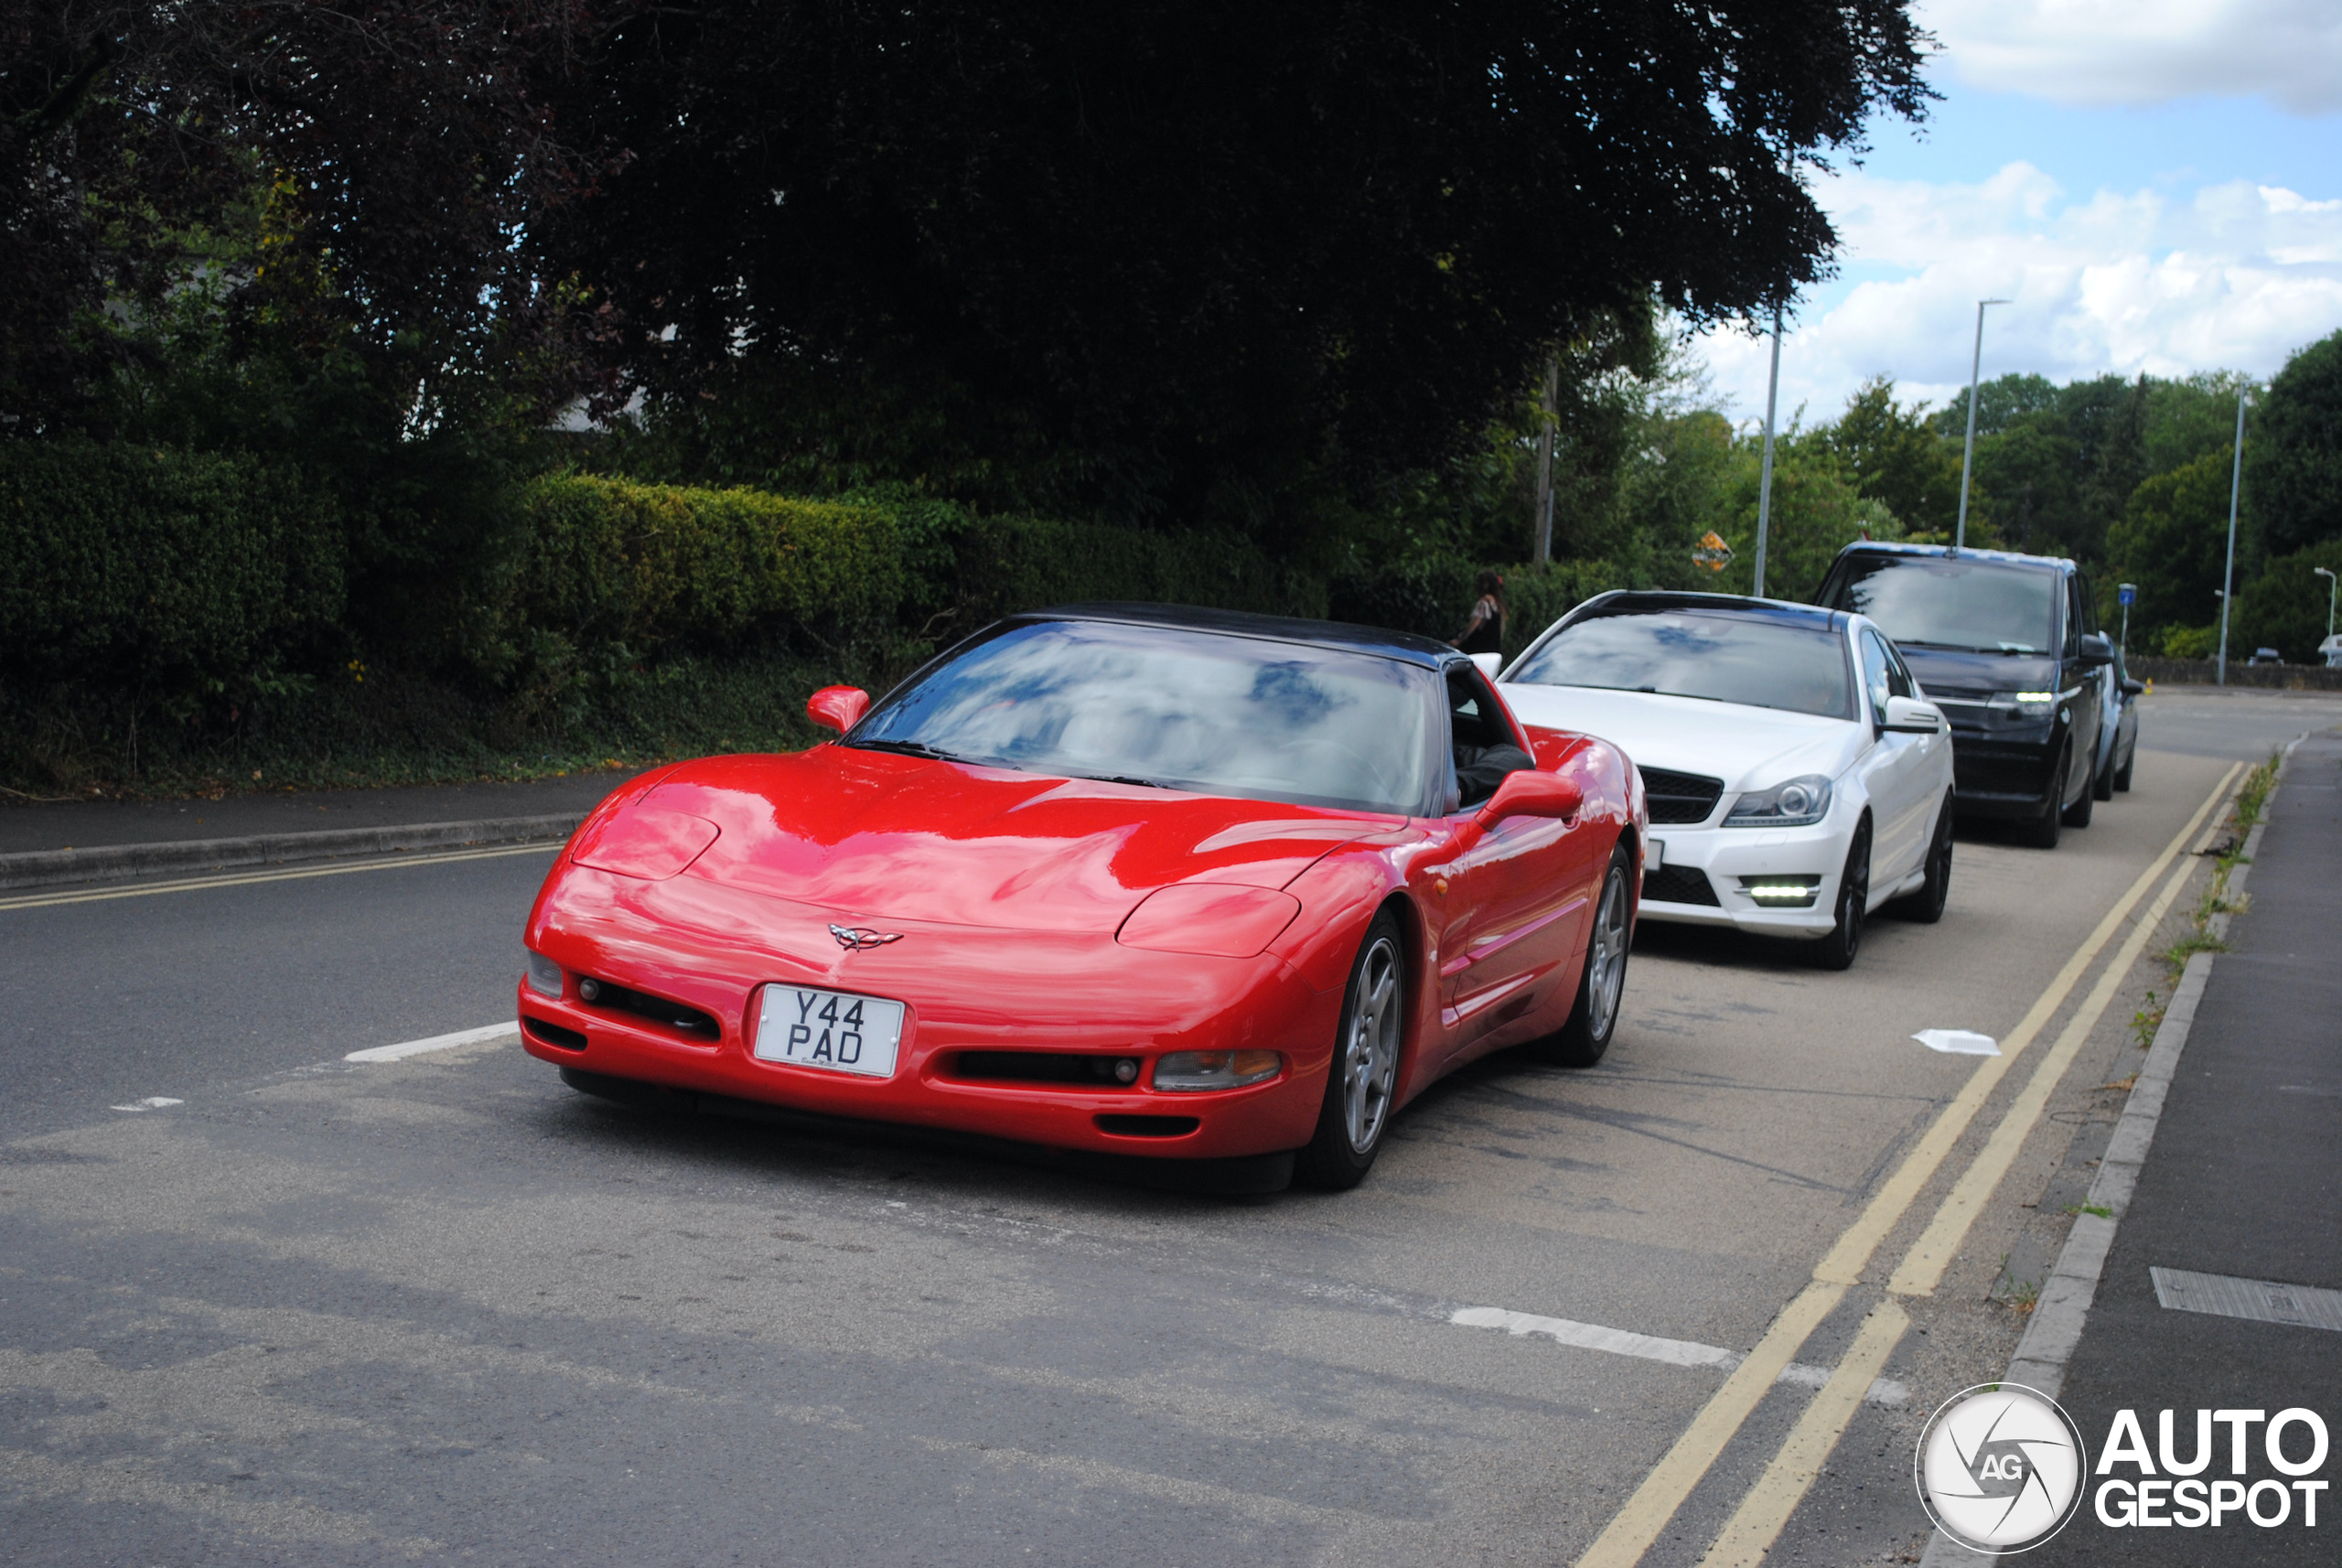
519,866,1338,1160
1638,819,1852,939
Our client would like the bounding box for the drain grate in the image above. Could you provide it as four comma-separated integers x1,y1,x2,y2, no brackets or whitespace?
2150,1267,2342,1332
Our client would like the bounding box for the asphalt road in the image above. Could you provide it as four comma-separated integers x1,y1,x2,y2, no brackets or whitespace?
0,693,2328,1566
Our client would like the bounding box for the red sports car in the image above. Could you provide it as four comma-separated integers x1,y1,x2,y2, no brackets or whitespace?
520,604,1646,1188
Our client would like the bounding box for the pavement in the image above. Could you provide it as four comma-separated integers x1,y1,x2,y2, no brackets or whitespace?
0,768,650,856
0,693,2331,1565
2027,730,2342,1565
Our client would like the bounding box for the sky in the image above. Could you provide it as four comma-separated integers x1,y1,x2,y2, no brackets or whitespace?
1692,0,2342,426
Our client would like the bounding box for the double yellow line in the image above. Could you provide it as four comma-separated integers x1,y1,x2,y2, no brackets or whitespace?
1579,761,2244,1568
0,840,563,912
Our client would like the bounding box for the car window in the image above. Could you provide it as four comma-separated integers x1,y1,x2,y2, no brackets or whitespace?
1882,638,1918,698
851,618,1439,814
1854,631,1910,720
1824,556,2060,654
2066,575,2088,650
1446,666,1531,810
1509,607,1855,721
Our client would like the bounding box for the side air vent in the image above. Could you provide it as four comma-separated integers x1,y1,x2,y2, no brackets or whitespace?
1639,767,1725,824
523,1016,588,1051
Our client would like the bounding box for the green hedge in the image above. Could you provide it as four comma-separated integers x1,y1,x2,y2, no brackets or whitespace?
0,440,346,687
504,475,915,657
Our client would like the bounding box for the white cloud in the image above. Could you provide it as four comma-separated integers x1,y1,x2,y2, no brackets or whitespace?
1695,164,2342,424
1919,1,2342,113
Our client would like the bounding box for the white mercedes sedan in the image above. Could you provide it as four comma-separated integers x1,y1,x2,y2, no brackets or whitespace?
1496,591,1955,969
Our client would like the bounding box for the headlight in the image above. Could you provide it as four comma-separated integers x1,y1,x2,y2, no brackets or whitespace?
1723,774,1833,828
1152,1049,1283,1092
524,949,564,999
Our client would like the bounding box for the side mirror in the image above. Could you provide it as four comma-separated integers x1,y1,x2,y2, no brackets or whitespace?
1477,768,1583,825
1469,651,1503,681
807,685,871,734
1882,695,1944,735
2121,678,2145,697
2077,632,2115,669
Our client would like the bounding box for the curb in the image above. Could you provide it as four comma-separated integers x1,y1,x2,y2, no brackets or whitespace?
0,813,585,893
1918,738,2298,1565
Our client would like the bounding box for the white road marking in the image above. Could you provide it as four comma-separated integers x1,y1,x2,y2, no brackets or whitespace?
0,841,560,912
108,1097,183,1112
1448,1306,1908,1406
1911,1029,1998,1056
343,1021,518,1063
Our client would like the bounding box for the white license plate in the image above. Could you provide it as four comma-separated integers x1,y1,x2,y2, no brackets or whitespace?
755,985,905,1078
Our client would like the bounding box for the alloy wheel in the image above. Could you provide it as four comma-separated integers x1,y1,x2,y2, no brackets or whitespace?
1585,868,1629,1042
1342,934,1402,1153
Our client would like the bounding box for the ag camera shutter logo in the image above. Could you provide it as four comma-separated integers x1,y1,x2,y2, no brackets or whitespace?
1915,1384,2088,1552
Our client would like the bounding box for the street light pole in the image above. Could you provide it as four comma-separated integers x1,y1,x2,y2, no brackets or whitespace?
2217,386,2245,685
2118,582,2136,656
2315,565,2337,646
1532,351,1558,564
1754,305,1783,599
1954,298,2010,553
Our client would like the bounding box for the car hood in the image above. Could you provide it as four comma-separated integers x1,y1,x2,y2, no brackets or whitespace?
1496,684,1862,794
1893,646,2061,698
574,746,1406,933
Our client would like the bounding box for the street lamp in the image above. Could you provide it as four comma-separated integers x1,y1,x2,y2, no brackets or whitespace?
2316,565,2337,645
2216,387,2246,686
2118,582,2137,656
1754,305,1785,600
1955,298,2011,553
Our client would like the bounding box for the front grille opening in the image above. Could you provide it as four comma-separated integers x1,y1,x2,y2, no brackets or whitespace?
950,1051,1142,1090
580,978,720,1040
523,1015,588,1051
1643,865,1721,907
1639,767,1725,825
1093,1114,1201,1138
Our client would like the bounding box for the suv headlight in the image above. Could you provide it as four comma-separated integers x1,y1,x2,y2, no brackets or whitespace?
1723,775,1832,828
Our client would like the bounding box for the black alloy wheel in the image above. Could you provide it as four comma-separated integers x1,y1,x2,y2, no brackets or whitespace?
1887,797,1954,924
1807,819,1871,971
2092,745,2116,801
2018,744,2068,849
1295,911,1406,1190
2113,743,2135,792
1537,842,1634,1068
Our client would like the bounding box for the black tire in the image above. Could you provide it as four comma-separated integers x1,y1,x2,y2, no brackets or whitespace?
2091,745,2115,801
1536,842,1633,1068
2017,746,2067,849
2061,766,2095,827
1887,797,1954,923
1295,912,1406,1191
2113,744,2134,792
1807,819,1871,971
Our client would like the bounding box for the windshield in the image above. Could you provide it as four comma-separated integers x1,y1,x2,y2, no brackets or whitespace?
851,618,1437,814
1509,608,1853,719
1826,556,2061,654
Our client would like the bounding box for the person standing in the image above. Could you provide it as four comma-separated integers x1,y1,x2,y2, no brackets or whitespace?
1452,570,1507,655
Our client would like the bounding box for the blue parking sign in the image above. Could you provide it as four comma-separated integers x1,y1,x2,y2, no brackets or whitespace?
2118,584,2135,606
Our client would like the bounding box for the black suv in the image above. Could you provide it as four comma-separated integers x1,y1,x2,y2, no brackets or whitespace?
1814,544,2115,849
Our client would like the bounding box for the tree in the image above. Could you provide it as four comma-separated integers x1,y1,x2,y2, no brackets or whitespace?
545,1,1931,528
2104,447,2239,652
0,1,610,435
1822,378,1964,538
2249,330,2342,558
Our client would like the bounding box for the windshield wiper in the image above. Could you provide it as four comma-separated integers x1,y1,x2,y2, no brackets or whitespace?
1076,773,1167,789
849,738,970,763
